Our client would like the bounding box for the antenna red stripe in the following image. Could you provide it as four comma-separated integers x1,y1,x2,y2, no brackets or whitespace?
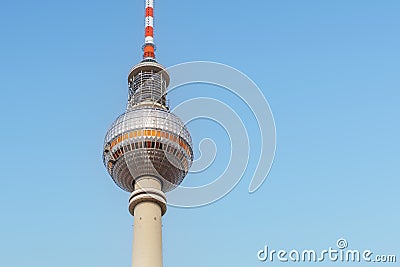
146,7,154,17
145,26,154,37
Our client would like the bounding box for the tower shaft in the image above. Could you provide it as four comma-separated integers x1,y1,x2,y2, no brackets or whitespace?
131,178,164,267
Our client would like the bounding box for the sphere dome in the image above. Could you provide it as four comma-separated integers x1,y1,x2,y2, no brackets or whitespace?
103,105,193,192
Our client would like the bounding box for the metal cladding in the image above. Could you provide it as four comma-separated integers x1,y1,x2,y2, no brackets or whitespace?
103,0,193,193
143,0,155,59
103,104,193,192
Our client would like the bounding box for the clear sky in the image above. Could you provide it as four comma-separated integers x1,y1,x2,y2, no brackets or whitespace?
0,0,399,266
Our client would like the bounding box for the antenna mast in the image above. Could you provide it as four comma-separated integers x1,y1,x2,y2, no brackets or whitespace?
143,0,155,60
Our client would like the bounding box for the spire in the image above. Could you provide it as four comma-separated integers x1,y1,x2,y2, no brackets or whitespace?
143,0,156,60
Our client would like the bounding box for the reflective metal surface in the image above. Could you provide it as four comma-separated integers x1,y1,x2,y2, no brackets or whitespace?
103,106,193,192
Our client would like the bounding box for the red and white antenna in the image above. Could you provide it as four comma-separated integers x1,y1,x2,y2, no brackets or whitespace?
143,0,155,60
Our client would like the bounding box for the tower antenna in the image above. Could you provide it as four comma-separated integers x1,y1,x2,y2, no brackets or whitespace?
143,0,156,60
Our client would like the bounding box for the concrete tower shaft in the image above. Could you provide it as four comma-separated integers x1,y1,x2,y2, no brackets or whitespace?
130,178,165,267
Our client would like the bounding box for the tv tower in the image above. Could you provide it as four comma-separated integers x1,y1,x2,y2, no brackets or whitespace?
102,0,193,266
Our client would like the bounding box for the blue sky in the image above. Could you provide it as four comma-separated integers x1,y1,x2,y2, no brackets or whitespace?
1,0,399,266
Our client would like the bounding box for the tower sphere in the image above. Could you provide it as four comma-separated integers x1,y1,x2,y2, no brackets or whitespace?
103,61,193,193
